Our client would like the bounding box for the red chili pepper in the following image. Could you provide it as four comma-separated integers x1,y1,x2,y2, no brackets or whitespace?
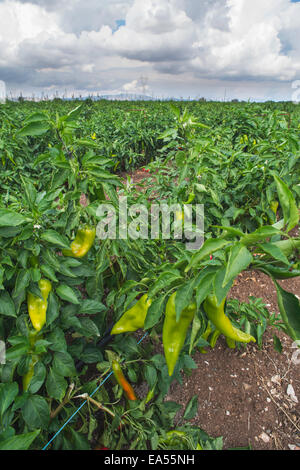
112,361,137,401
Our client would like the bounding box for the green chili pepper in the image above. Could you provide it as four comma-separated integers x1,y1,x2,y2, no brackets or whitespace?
111,294,152,335
145,383,156,404
163,292,196,376
208,329,221,348
270,201,278,215
27,279,52,332
23,355,39,392
199,322,212,354
160,430,187,446
184,193,195,204
226,337,236,349
63,226,96,258
29,256,39,268
203,294,256,344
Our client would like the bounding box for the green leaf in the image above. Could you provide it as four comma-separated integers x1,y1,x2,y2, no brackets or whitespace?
222,244,253,287
56,284,79,304
195,183,207,193
0,382,19,417
213,225,245,238
195,269,217,308
46,292,60,326
7,336,28,347
12,269,31,299
144,295,166,330
79,299,106,315
0,430,40,450
0,292,16,318
76,318,100,337
6,343,29,361
17,121,50,137
258,243,290,266
151,354,165,369
209,188,222,209
0,266,3,289
28,281,43,300
52,351,76,377
0,227,22,238
22,395,50,429
272,238,300,258
274,175,299,233
241,226,281,246
47,327,67,352
69,428,90,450
33,339,50,355
66,105,82,122
0,209,26,227
41,230,70,249
213,267,234,306
175,280,196,321
185,239,231,272
274,282,300,341
46,367,68,401
183,395,198,420
25,112,49,123
57,263,77,279
273,335,283,353
80,346,102,364
40,264,58,282
144,365,157,389
182,355,197,370
28,362,46,394
148,270,182,298
21,176,37,208
159,401,182,420
42,249,61,270
150,433,159,450
272,218,285,230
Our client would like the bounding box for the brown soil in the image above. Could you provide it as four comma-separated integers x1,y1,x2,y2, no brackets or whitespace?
123,168,300,451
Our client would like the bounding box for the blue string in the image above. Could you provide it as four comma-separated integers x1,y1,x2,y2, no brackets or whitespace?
42,332,149,450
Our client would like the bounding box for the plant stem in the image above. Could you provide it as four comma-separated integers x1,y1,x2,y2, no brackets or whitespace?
50,383,74,419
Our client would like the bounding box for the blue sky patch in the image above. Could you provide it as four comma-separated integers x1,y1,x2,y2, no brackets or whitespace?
113,19,126,33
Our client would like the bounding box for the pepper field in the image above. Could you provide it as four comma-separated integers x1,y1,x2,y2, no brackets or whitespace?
0,98,299,450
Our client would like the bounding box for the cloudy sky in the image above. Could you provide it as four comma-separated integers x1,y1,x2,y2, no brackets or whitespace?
0,0,300,100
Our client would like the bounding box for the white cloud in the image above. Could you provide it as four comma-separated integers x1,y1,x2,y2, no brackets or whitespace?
0,0,299,99
0,0,60,44
109,0,195,63
190,0,300,80
126,0,191,34
122,78,150,94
